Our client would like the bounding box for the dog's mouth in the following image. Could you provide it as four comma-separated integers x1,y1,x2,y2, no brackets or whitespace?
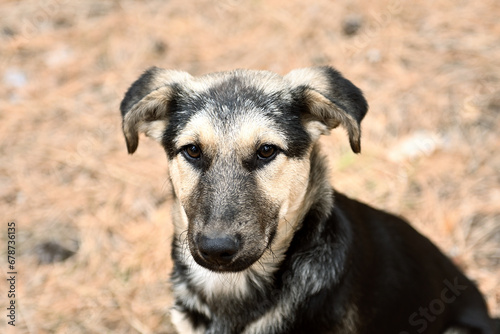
189,232,274,273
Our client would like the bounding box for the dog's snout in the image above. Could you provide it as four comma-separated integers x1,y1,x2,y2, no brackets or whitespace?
198,235,240,265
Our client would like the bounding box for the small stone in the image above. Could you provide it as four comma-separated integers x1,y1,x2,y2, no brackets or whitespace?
342,15,363,36
35,241,76,264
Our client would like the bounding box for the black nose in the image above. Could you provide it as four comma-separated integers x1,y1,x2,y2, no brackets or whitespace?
198,235,240,265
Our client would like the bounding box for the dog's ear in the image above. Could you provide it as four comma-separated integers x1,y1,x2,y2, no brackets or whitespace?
285,66,368,153
120,67,191,154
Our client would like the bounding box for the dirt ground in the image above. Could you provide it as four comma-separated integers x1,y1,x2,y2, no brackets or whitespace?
0,0,499,333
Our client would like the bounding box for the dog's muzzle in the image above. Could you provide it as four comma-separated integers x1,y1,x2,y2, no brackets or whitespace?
189,228,273,273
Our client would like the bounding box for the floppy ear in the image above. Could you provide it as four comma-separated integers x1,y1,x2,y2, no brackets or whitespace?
285,66,368,153
120,67,191,154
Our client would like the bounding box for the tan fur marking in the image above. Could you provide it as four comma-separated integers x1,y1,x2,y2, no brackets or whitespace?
169,159,198,200
174,112,218,156
171,197,189,234
235,113,288,151
256,152,312,257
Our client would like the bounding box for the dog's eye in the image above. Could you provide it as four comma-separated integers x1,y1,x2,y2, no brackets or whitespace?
257,144,278,160
183,144,202,159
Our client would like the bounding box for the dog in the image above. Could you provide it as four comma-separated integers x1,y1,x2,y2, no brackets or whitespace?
120,66,495,334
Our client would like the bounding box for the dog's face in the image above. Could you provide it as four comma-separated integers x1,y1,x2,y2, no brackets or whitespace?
120,66,367,272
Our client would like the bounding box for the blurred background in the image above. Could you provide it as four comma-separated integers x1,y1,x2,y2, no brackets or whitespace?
1,0,499,333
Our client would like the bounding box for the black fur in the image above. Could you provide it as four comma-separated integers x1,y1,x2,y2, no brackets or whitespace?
317,66,368,125
120,67,162,117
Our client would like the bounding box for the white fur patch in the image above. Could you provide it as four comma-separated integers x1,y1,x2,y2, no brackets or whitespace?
242,305,288,334
187,256,251,299
170,307,205,334
304,120,329,142
138,120,168,142
172,280,211,318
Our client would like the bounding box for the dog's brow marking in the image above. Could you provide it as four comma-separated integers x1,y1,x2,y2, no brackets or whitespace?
234,112,288,151
174,112,217,149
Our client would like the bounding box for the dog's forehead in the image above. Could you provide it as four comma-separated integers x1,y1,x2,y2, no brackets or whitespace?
174,72,293,148
182,70,291,116
191,69,289,97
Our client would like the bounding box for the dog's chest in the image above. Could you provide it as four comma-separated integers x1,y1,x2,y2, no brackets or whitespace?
171,248,280,333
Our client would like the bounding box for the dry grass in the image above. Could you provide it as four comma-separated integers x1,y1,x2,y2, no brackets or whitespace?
0,0,498,333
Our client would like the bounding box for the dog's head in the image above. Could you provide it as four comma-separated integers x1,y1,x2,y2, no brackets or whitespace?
120,66,367,272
